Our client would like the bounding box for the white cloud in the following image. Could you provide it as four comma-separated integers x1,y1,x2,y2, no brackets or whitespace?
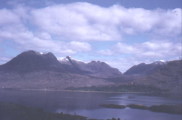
115,42,137,53
99,40,181,59
139,41,181,58
30,3,121,41
104,40,181,72
30,3,181,41
0,2,181,70
69,41,91,52
98,49,113,56
0,6,92,55
0,3,181,43
0,9,20,24
98,39,181,72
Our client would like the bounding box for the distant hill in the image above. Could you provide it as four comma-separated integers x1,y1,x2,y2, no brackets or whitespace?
0,50,121,77
72,60,182,95
0,50,181,95
0,50,75,73
124,61,166,75
125,60,182,95
0,50,121,89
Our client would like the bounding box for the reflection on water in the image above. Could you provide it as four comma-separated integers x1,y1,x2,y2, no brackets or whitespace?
0,89,182,120
108,94,182,106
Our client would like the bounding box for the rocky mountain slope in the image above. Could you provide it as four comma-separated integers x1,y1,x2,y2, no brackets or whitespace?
124,60,182,94
124,61,166,75
0,50,121,89
0,50,181,95
60,56,122,78
0,51,81,73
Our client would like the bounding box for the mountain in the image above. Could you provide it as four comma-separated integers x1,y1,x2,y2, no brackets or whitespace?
125,60,182,94
0,50,121,78
59,57,122,78
59,56,88,71
0,50,85,73
124,61,166,75
0,50,120,89
0,50,181,95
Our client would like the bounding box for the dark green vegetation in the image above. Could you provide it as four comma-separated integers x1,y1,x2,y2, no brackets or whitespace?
100,103,182,114
100,104,126,109
67,84,163,94
0,102,86,120
127,104,148,110
149,105,182,114
129,104,182,114
0,102,123,120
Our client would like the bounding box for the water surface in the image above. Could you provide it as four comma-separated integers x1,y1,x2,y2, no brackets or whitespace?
0,89,181,120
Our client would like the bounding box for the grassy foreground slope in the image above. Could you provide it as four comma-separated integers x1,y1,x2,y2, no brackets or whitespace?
0,102,86,120
0,102,122,120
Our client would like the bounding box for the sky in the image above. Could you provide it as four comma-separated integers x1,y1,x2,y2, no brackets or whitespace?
0,0,181,72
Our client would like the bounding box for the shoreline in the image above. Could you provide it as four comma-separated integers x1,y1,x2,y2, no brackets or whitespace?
1,88,154,94
2,87,181,98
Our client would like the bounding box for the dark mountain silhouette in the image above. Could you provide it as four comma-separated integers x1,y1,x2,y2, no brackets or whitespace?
0,50,181,95
0,50,83,73
126,60,182,94
124,61,166,75
0,50,115,89
0,50,121,77
60,57,122,78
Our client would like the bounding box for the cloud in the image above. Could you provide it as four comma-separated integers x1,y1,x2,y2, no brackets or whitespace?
0,2,181,70
0,28,92,55
0,9,20,24
99,40,181,59
141,41,181,58
0,3,181,43
0,6,92,55
30,3,181,41
98,38,181,72
30,3,121,41
69,41,91,52
104,40,181,72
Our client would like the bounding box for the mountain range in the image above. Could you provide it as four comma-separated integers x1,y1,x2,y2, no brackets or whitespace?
0,50,181,94
0,50,121,89
0,50,121,77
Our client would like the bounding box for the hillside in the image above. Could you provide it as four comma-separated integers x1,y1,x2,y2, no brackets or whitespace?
0,50,181,95
0,50,120,89
124,60,182,95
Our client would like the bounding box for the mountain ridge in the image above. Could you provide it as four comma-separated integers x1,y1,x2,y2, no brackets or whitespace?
0,50,77,73
0,50,122,78
124,61,167,75
0,50,181,95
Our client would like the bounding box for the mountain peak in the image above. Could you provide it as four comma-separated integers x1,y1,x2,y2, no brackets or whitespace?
21,50,55,57
0,50,60,73
59,57,122,77
0,50,122,77
124,60,167,75
152,60,166,65
20,50,40,56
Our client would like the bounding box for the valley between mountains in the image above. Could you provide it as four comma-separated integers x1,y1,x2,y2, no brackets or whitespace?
0,50,181,96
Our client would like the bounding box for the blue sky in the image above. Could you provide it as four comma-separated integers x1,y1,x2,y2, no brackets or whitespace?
0,0,181,72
